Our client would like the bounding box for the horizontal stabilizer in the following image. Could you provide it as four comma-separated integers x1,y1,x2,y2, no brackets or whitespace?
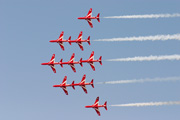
91,79,94,88
99,56,102,65
87,36,91,45
97,13,100,22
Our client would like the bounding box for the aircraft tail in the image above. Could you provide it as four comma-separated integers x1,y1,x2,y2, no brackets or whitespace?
97,13,100,22
104,101,107,110
90,79,94,88
68,36,72,45
87,36,91,45
71,81,75,90
60,59,63,68
99,56,102,65
79,58,83,67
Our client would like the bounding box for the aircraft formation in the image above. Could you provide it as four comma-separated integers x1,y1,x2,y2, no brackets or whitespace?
41,8,106,116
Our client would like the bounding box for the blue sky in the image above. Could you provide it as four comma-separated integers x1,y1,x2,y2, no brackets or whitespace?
1,0,180,120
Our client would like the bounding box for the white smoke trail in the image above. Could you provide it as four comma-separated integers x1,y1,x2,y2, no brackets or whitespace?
104,13,180,19
110,101,180,107
107,54,180,62
94,34,180,42
97,77,180,84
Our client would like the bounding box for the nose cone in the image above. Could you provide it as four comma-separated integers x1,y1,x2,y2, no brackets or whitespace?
41,63,45,65
53,85,59,87
77,17,80,19
85,106,88,108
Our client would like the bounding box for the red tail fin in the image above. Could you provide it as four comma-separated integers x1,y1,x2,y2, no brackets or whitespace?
68,36,72,45
60,59,63,68
104,101,107,110
91,79,94,88
97,13,100,22
79,58,83,67
99,56,102,65
87,36,91,45
72,81,75,90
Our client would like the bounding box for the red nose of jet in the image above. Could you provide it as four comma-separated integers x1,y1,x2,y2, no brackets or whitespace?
41,63,47,65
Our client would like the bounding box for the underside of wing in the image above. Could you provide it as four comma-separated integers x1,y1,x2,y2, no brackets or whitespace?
58,42,65,51
50,65,56,73
86,8,92,17
94,107,100,116
81,85,87,94
89,62,95,71
87,19,93,28
62,87,68,95
70,64,76,72
77,42,84,51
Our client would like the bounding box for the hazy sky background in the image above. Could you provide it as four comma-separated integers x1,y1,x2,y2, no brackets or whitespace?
1,0,180,120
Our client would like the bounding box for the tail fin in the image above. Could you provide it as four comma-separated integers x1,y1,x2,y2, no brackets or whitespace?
60,59,63,68
71,81,75,90
104,101,107,110
90,79,94,88
79,58,83,67
97,13,100,22
68,36,72,45
87,36,91,45
99,56,102,65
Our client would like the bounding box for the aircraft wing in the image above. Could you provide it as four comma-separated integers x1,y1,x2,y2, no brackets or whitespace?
87,19,93,28
70,64,76,72
62,87,68,95
58,42,65,51
86,8,92,17
81,85,87,94
50,64,56,73
77,42,84,51
89,62,95,71
94,107,101,116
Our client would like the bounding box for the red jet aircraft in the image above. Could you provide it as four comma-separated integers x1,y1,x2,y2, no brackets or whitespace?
53,75,94,95
41,53,80,73
77,8,100,28
41,54,59,73
49,31,90,51
80,51,102,71
59,53,80,72
68,31,90,51
71,74,94,94
85,97,107,116
49,31,70,51
53,76,71,95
